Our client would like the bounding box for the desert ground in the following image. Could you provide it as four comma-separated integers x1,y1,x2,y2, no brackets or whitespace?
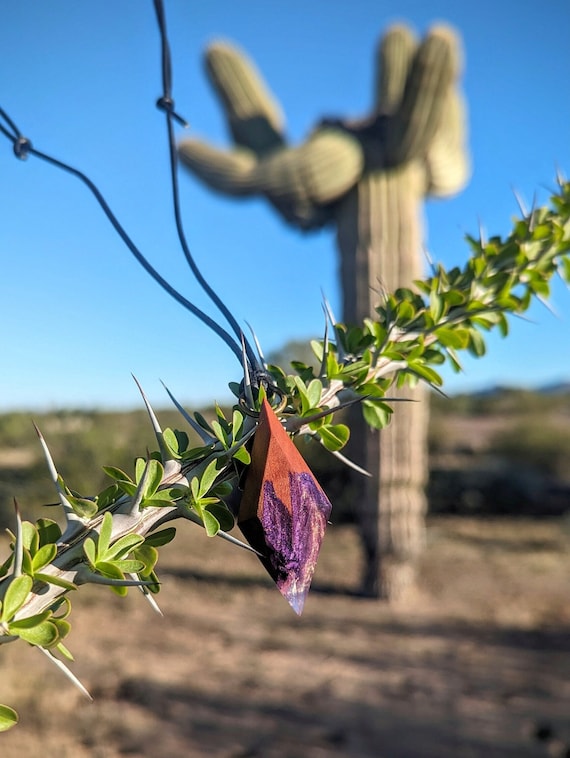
1,515,569,758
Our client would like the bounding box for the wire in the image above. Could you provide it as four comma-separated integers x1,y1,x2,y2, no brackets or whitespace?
0,0,258,366
152,0,258,368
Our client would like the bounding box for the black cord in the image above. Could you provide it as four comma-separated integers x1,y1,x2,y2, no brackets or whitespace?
152,0,258,369
0,0,261,366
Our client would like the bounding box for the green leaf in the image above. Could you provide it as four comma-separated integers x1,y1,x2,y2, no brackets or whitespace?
211,420,227,446
468,329,487,357
0,575,33,623
561,255,570,283
434,326,470,350
0,704,18,732
142,492,177,508
142,459,164,499
306,379,323,409
212,481,234,498
21,522,39,553
83,538,97,567
67,496,98,520
31,543,57,573
104,533,144,562
0,553,14,579
408,362,443,386
112,559,145,573
228,381,242,398
103,465,133,485
362,400,393,430
34,572,77,591
36,519,62,546
143,527,176,548
199,459,220,496
96,561,126,579
133,545,159,577
318,423,350,452
55,641,74,661
194,411,214,434
15,619,59,647
96,484,119,510
52,619,72,641
201,509,221,537
98,512,113,558
8,610,51,630
232,409,244,439
310,339,324,362
429,289,444,322
205,502,235,533
21,549,33,577
232,446,251,465
163,428,189,458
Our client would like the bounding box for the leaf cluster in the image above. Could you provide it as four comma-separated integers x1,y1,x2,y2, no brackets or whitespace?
0,179,569,730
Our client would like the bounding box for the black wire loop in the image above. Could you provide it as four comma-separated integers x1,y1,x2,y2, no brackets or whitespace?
155,96,188,128
14,136,33,159
0,2,261,367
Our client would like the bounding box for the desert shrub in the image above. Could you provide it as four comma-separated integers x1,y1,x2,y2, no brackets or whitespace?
490,417,570,480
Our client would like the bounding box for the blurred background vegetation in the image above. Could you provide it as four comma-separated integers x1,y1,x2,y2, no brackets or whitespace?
1,385,569,529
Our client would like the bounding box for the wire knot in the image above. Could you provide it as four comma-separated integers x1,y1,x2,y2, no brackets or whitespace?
13,136,33,160
156,96,189,128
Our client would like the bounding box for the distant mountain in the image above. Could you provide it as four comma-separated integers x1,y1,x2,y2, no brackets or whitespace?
537,381,570,395
464,382,570,398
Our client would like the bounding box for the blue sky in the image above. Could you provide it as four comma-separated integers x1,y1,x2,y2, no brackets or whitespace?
0,1,569,411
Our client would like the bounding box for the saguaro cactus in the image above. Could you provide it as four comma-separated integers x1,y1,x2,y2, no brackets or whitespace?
179,24,470,599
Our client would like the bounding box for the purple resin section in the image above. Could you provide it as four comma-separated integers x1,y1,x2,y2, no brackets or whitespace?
261,471,332,614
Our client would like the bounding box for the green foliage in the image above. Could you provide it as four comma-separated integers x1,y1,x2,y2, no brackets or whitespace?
0,179,569,730
0,704,18,732
83,513,145,596
184,459,235,537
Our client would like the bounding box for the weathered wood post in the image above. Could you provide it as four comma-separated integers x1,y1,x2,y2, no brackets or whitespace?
179,24,470,599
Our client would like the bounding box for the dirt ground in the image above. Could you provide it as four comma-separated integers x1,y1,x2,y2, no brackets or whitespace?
1,516,569,758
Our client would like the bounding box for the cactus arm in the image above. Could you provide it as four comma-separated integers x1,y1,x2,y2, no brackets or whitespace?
205,41,286,155
382,26,459,165
180,128,364,229
374,25,417,115
424,88,471,196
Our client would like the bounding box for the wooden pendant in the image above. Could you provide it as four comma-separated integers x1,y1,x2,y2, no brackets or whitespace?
238,398,332,614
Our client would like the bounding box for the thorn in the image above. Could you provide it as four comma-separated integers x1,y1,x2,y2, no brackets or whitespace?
121,457,153,517
161,381,217,445
241,333,255,410
528,192,537,232
129,573,163,616
284,394,367,433
477,216,487,247
284,395,412,433
132,375,181,479
33,422,85,539
12,500,23,577
133,375,163,438
178,507,262,555
37,646,93,702
245,321,268,369
536,295,559,319
512,186,528,217
326,446,371,476
75,566,156,588
423,245,437,274
216,528,263,555
223,425,256,458
321,290,337,327
444,346,464,373
319,308,329,379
